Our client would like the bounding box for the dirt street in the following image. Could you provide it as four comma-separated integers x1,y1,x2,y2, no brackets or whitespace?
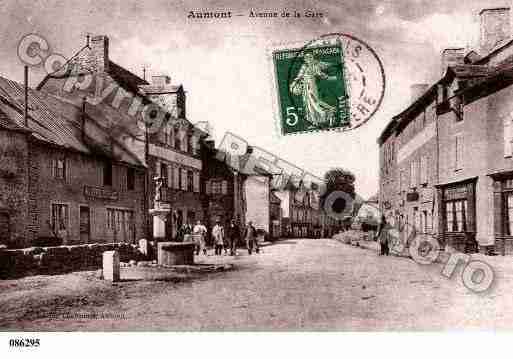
1,238,511,330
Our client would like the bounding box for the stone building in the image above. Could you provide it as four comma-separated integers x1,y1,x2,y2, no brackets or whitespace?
37,35,209,241
378,7,513,254
0,75,146,248
275,179,329,238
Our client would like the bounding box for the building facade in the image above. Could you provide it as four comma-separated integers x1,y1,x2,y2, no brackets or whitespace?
378,7,513,254
0,75,146,248
38,35,209,241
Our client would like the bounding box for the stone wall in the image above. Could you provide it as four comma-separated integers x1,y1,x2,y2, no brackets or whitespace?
0,242,141,279
0,130,29,248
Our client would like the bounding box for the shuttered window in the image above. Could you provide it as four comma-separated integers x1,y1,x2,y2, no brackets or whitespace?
180,168,187,190
193,172,200,193
52,158,67,181
167,165,173,188
173,166,180,189
505,117,513,157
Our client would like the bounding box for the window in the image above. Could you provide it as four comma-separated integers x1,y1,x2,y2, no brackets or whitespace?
107,208,115,230
169,126,175,147
505,193,513,236
504,116,513,157
211,180,222,194
222,180,228,195
445,199,467,232
455,135,463,170
161,163,168,186
192,135,199,155
187,170,194,192
174,126,181,150
173,166,180,189
410,160,418,188
420,155,428,185
127,167,135,190
193,172,200,193
52,158,66,180
187,133,193,154
180,168,187,191
164,126,170,145
51,204,69,231
103,161,113,186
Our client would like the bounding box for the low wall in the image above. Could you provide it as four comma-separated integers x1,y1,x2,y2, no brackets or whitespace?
0,242,142,279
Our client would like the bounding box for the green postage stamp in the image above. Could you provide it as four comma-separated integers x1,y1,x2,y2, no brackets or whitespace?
272,43,350,135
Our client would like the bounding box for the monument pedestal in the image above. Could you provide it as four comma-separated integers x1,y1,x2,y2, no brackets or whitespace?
157,242,195,266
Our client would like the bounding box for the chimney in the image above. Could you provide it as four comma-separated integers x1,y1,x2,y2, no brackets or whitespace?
90,35,109,73
151,75,171,87
441,48,465,75
410,84,429,103
479,7,510,54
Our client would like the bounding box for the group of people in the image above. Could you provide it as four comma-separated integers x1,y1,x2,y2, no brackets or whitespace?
176,219,260,256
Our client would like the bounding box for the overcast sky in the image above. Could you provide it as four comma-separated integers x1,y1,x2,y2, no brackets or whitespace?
1,0,511,198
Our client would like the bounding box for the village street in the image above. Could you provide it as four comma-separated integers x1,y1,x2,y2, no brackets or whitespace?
1,238,512,331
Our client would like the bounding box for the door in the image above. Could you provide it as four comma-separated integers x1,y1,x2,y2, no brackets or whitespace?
0,212,9,245
79,206,91,243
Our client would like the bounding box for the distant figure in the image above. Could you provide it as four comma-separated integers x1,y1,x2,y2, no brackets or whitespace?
243,221,259,255
227,219,240,256
376,214,390,256
193,220,208,255
177,222,192,242
212,220,225,256
154,176,163,203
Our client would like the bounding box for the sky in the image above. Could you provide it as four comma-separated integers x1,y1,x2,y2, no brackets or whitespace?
1,0,512,199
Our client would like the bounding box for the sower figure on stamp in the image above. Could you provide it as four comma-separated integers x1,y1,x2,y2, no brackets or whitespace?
212,220,225,256
227,219,240,256
193,220,208,255
243,221,259,255
290,52,338,127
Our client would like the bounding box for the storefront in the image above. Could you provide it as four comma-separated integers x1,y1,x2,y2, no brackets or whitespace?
436,178,477,253
490,173,513,255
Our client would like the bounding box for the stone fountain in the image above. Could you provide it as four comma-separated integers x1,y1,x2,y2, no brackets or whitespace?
149,176,194,265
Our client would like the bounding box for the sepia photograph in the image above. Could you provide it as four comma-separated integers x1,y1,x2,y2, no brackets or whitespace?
1,0,513,356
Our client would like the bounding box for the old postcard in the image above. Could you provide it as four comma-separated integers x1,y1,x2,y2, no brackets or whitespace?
1,0,513,356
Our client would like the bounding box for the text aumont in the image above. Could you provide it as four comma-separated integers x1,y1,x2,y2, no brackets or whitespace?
187,10,324,19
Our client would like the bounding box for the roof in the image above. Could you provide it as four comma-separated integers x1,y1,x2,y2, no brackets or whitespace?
0,74,144,167
139,83,183,95
378,64,491,144
37,41,207,140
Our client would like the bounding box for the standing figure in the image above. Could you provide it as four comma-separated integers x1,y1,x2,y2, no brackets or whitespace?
227,219,240,256
376,214,390,256
212,220,225,256
243,221,259,255
193,220,208,255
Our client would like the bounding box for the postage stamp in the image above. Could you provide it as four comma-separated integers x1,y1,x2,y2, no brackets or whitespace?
270,33,386,135
273,42,350,135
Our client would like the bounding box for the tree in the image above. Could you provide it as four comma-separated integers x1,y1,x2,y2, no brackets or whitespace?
321,168,357,218
323,168,356,197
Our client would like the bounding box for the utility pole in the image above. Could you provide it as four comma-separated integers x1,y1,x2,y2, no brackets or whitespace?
24,66,28,127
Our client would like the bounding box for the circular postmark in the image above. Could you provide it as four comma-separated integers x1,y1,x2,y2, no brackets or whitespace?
275,33,385,134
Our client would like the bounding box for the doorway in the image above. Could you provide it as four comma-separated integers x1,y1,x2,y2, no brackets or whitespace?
79,206,91,243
